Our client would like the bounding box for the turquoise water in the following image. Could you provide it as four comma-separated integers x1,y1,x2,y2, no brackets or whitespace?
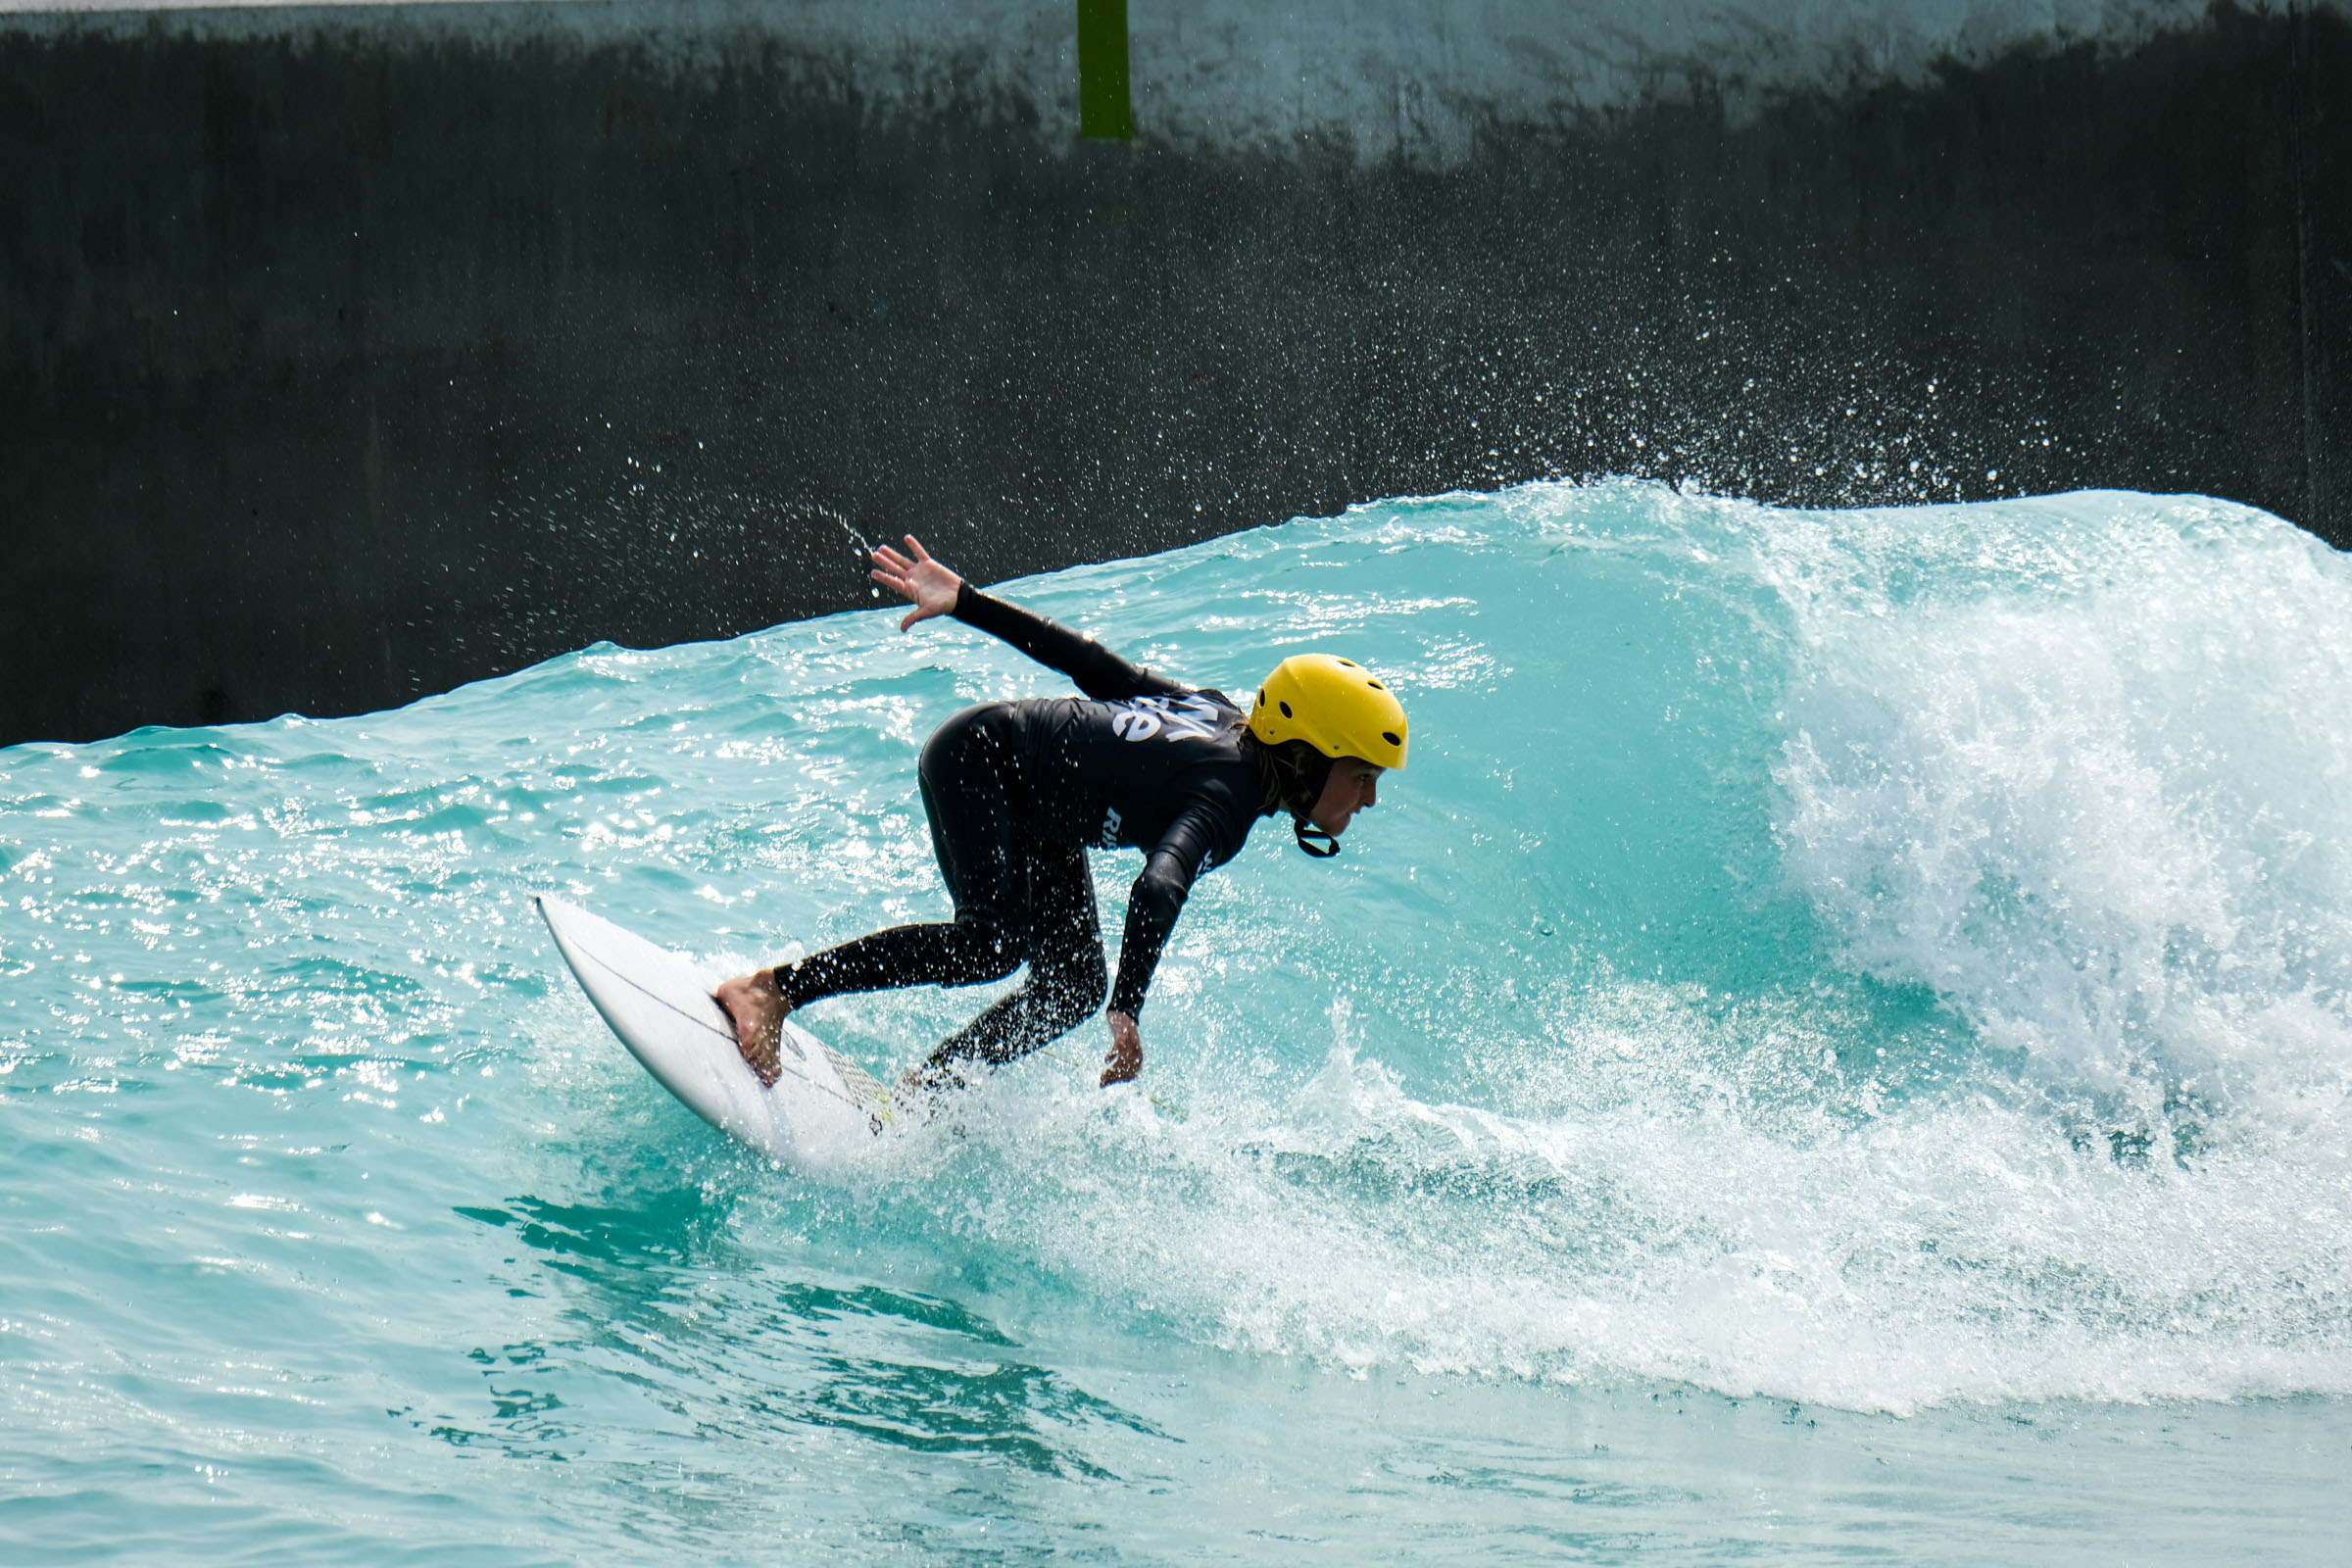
5,481,2349,1561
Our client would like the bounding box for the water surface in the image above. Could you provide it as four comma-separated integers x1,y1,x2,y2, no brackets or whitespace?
5,482,2349,1560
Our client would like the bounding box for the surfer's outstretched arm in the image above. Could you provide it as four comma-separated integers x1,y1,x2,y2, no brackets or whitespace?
871,535,1187,701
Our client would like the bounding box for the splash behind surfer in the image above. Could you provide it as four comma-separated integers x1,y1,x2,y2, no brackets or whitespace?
715,536,1407,1091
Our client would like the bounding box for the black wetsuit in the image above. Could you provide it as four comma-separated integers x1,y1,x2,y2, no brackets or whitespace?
773,583,1274,1071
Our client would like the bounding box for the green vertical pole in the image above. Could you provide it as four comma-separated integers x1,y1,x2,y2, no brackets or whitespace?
1076,0,1133,140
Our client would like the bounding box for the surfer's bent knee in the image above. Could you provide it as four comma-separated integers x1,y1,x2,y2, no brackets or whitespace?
1051,952,1108,1021
951,908,1025,983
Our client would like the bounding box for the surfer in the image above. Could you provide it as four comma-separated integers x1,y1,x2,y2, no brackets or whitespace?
714,535,1409,1092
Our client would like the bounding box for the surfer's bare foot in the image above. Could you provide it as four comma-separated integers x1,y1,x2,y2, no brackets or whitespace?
715,970,788,1088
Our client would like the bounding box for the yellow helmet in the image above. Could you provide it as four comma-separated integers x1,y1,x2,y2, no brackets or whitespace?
1247,655,1409,769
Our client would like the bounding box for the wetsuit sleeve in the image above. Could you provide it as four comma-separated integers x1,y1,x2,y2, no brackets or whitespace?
1108,802,1229,1016
951,583,1189,702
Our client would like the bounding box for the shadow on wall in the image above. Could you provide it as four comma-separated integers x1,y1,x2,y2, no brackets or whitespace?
0,0,2345,745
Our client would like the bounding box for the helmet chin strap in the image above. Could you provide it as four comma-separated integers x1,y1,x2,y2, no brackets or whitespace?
1292,751,1339,858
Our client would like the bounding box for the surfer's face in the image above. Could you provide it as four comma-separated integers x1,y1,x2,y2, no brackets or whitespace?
1308,759,1384,837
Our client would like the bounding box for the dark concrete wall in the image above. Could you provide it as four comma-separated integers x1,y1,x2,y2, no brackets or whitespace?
4,1,2346,747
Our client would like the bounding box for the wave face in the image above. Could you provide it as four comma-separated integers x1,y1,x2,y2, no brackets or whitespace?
5,481,2350,1557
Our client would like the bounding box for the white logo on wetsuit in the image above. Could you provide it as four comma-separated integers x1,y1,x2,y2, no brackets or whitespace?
1097,807,1123,848
1108,694,1224,743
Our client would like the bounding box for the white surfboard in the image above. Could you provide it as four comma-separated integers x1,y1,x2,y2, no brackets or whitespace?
535,896,896,1168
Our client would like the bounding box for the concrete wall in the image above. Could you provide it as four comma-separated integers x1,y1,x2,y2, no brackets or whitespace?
4,0,2346,746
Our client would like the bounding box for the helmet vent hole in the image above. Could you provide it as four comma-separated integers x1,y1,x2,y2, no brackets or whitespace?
1279,701,1293,718
1367,680,1385,689
1337,659,1358,667
1383,731,1400,747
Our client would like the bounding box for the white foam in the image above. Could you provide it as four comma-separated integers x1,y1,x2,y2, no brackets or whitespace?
1769,494,2352,1117
878,1011,2349,1414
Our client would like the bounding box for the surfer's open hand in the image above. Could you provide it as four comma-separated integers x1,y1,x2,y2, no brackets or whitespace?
871,535,963,632
1101,1010,1142,1087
